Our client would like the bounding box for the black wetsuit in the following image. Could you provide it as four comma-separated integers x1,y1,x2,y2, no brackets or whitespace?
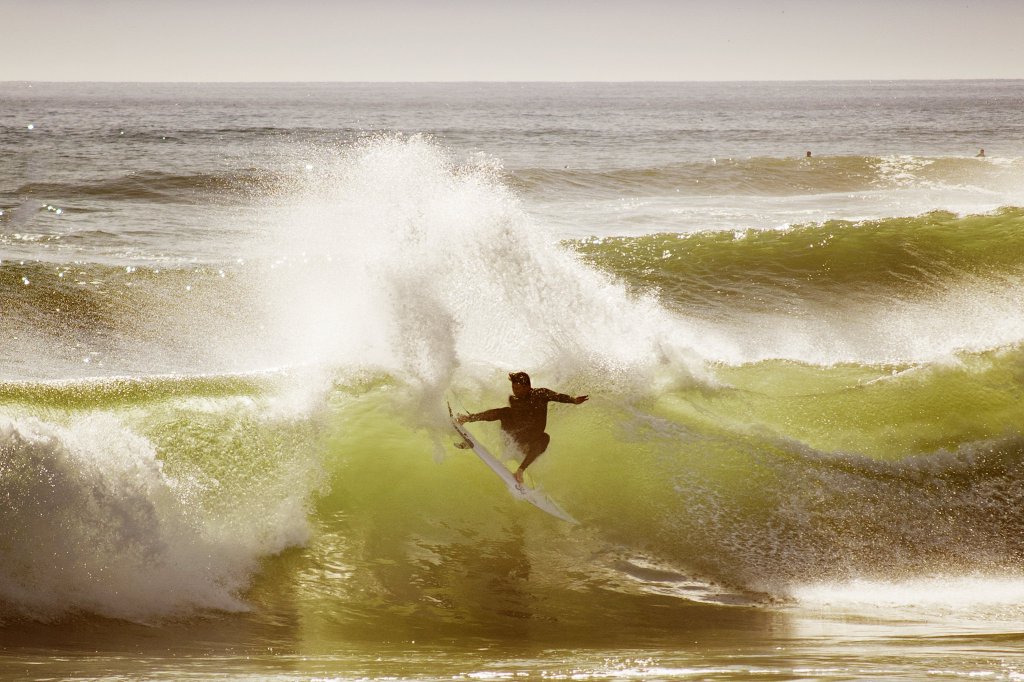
466,388,577,465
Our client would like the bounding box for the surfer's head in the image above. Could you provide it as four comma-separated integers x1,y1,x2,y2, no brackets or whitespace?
509,371,531,387
509,371,531,398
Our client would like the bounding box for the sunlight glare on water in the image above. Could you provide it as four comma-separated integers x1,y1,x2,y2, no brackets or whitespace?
793,576,1024,623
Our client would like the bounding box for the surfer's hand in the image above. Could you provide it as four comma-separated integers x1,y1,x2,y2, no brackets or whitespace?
456,413,471,423
574,395,589,404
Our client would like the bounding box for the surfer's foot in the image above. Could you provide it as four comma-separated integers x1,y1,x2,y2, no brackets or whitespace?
455,440,472,449
514,469,525,484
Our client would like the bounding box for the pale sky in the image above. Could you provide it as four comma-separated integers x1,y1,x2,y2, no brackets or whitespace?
2,0,1022,82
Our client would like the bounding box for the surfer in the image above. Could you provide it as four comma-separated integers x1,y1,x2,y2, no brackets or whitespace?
976,148,986,158
457,372,588,484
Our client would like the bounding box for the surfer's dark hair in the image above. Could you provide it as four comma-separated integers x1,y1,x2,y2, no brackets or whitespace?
509,371,531,387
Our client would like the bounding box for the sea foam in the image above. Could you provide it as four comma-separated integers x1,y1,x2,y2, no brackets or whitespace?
0,412,307,622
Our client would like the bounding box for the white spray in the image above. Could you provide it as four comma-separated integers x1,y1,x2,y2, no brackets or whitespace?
255,135,712,409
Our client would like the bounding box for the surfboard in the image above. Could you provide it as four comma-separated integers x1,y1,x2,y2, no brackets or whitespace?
448,402,578,524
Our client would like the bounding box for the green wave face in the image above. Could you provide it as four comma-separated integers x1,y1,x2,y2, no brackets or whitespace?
265,363,1024,642
4,357,1024,641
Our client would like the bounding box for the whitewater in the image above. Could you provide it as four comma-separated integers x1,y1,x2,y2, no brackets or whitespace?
3,81,1024,680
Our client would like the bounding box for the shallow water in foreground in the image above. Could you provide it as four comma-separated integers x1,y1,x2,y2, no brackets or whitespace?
5,618,1024,681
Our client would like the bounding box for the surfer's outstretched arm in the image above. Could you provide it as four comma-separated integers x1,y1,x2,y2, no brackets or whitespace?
536,388,589,405
457,407,508,424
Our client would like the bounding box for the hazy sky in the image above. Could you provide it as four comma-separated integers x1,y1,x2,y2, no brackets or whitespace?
3,0,1022,81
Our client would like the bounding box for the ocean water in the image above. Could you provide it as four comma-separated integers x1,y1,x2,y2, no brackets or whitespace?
3,81,1024,680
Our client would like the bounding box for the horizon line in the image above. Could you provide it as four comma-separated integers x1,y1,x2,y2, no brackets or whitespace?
4,77,1023,85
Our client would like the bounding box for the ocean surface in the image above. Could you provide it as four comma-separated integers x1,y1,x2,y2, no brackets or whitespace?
3,80,1024,680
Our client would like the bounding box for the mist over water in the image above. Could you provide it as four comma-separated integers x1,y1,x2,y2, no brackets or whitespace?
4,81,1024,679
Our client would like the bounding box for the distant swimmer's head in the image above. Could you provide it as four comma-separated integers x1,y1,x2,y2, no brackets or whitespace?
509,371,532,398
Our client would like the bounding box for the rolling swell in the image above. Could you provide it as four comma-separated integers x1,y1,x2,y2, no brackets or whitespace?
572,207,1024,365
513,155,1024,199
10,170,280,204
575,207,1024,307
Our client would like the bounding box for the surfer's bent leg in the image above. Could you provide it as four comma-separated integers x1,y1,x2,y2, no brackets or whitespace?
514,432,551,483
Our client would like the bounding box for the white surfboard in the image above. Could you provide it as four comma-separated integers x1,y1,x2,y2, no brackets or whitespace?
449,403,577,524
